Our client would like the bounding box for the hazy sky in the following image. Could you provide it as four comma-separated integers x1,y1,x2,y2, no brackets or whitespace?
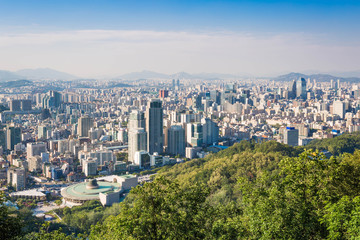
0,0,359,77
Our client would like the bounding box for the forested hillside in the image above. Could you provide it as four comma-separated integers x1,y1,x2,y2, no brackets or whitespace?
3,135,360,239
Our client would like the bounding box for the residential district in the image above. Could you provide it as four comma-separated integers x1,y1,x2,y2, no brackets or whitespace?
0,76,357,210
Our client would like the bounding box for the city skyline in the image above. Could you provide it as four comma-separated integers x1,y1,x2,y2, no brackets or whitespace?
0,0,359,78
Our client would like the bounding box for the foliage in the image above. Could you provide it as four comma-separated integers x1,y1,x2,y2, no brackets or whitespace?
8,139,360,239
54,200,123,235
0,191,22,239
90,177,215,240
116,152,128,162
306,132,360,155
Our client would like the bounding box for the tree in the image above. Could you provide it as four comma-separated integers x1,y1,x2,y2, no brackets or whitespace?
90,177,212,240
0,191,22,239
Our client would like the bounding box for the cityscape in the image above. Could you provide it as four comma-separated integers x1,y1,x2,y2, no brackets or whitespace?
1,1,360,239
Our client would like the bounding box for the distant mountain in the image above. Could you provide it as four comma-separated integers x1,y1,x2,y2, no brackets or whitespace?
273,72,360,83
117,70,245,80
16,68,79,80
0,70,23,81
0,79,33,88
117,70,170,80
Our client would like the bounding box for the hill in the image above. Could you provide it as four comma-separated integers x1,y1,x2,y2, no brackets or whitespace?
0,79,33,88
274,72,360,83
9,136,360,239
0,70,23,81
16,68,79,80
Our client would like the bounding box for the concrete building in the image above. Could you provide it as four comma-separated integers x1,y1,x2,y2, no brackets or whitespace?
7,168,26,191
128,128,147,163
28,156,42,172
333,100,345,119
27,142,47,159
284,127,299,146
134,151,151,168
83,159,97,176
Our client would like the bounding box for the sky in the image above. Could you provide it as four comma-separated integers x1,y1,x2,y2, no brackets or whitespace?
0,0,359,78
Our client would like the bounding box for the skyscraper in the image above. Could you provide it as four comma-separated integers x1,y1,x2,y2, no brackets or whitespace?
289,80,297,99
296,77,306,100
38,125,47,139
129,110,145,130
6,125,21,150
146,99,164,154
128,128,147,163
333,100,345,119
201,118,219,145
167,125,185,156
78,115,94,137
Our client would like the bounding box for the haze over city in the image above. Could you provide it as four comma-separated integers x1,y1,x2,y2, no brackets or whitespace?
0,0,359,77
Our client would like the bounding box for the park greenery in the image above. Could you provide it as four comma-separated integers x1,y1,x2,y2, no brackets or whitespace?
3,133,360,239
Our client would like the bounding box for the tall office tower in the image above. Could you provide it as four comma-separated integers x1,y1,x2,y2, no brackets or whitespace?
296,77,306,99
10,100,21,111
128,110,146,162
128,128,147,163
129,110,145,130
167,125,185,156
289,80,297,99
7,168,26,191
201,118,219,145
210,90,220,104
186,123,203,147
0,129,6,150
330,79,334,89
27,142,47,159
172,79,176,88
337,79,341,90
38,125,47,139
284,127,299,146
50,90,62,107
78,115,94,137
146,99,164,154
333,100,345,119
6,125,21,150
192,95,202,110
20,100,32,111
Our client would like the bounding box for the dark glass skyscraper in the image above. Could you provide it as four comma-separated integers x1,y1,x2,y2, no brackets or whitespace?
146,99,163,154
296,77,306,100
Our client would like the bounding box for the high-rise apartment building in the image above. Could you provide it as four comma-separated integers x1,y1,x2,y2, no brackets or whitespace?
78,116,94,137
38,125,47,139
167,125,185,156
333,100,345,119
27,142,47,159
7,168,26,191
